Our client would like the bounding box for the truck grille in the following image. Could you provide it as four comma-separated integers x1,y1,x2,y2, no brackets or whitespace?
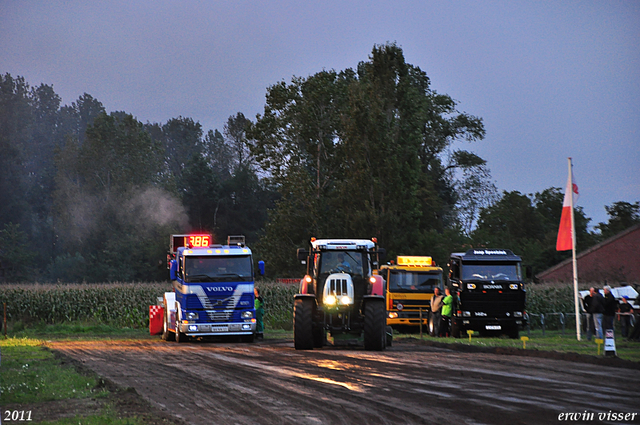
186,295,237,310
206,310,232,321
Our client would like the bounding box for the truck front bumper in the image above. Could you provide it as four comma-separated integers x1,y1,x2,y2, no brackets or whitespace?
179,321,256,336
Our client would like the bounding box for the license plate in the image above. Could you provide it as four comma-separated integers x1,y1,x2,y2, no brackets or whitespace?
212,325,228,332
485,325,501,330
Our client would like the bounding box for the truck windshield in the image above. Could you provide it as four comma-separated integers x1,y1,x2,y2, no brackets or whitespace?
184,255,252,282
461,264,521,281
318,251,365,276
389,271,442,293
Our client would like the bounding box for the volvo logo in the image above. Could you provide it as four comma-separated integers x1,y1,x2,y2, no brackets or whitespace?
207,286,233,292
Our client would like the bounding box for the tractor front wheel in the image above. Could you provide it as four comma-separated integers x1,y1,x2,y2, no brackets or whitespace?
364,300,386,351
294,298,314,350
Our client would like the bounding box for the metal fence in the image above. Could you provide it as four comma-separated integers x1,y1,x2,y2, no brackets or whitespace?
524,312,636,337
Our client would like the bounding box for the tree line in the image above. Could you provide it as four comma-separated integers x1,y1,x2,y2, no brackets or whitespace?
1,43,638,282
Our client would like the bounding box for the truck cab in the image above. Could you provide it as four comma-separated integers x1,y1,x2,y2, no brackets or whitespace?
448,249,526,339
163,234,261,342
379,256,443,329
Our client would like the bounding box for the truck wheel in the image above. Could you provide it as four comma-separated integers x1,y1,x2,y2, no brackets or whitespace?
176,327,188,343
161,308,175,341
451,319,461,338
508,326,519,339
364,300,386,351
294,298,314,350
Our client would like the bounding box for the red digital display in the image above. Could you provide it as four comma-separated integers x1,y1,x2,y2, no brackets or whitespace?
171,234,212,253
189,235,210,247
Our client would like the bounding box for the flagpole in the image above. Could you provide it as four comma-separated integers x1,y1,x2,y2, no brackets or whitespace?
568,157,580,341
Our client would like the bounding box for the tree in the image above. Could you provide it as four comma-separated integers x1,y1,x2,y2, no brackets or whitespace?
0,223,36,282
596,201,640,239
224,113,252,171
162,117,203,182
248,43,488,275
53,112,184,281
472,188,595,276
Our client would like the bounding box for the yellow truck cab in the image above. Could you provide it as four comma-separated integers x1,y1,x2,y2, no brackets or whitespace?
378,256,443,328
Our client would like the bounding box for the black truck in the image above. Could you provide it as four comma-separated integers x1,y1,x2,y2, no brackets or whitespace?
448,249,526,339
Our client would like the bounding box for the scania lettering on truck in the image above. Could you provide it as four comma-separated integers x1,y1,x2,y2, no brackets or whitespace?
379,256,443,330
294,238,389,350
448,249,526,339
162,234,264,343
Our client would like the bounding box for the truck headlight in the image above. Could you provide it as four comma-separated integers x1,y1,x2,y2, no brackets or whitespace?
389,312,398,319
462,311,471,317
242,311,253,319
514,311,523,317
187,312,199,320
325,295,337,305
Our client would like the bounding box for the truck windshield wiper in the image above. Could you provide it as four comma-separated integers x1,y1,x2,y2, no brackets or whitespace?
186,274,212,282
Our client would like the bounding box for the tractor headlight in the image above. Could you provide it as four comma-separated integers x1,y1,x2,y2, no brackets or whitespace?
242,311,253,319
340,296,352,305
325,295,337,305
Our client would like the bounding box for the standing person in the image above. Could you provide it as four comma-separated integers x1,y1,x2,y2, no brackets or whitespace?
430,287,444,337
618,296,634,338
254,287,265,340
581,291,595,341
603,286,618,333
440,287,453,337
587,287,605,340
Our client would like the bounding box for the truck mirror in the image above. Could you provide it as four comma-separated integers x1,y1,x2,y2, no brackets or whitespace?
377,248,386,263
169,260,177,281
258,260,265,276
525,265,533,279
297,248,309,261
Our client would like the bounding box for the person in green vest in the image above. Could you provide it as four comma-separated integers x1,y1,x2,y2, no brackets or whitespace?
440,287,453,337
254,287,264,339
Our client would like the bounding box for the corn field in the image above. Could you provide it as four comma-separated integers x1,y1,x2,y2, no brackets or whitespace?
0,281,298,330
0,281,598,331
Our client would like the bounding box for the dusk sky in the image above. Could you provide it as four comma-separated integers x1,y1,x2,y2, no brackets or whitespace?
2,1,638,229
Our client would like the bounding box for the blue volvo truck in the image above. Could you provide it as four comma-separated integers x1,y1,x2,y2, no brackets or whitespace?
162,234,264,342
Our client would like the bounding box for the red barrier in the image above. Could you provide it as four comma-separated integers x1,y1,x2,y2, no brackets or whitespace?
149,305,164,335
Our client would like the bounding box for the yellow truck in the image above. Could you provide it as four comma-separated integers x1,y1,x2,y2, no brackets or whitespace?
378,256,443,329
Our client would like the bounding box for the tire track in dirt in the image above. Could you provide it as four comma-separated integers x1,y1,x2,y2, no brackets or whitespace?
49,339,640,425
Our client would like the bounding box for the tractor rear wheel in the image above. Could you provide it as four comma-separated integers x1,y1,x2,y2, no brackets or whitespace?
294,298,314,350
364,300,386,351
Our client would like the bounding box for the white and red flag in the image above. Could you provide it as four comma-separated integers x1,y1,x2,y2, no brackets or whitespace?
556,170,579,251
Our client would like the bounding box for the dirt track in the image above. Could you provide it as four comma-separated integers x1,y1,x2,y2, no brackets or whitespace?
49,338,640,425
